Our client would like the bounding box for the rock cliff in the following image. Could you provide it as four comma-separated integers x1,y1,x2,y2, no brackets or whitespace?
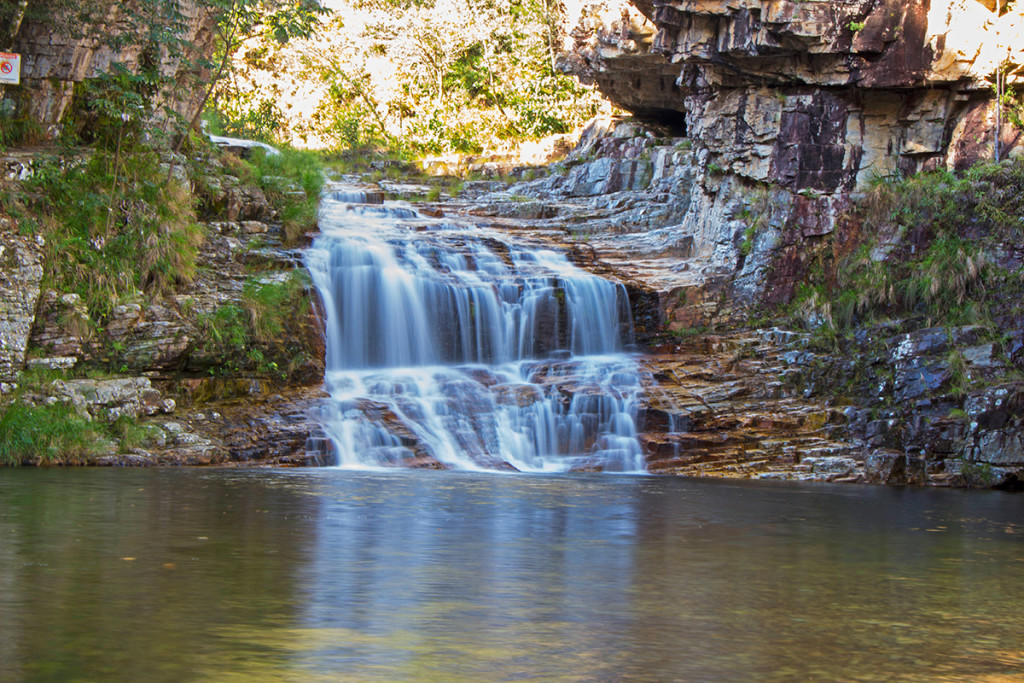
462,0,1024,487
560,0,1023,305
2,1,215,135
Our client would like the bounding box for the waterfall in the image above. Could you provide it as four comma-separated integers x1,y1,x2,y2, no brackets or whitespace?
304,186,646,472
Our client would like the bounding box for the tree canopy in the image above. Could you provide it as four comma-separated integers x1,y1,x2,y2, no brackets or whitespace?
208,0,611,153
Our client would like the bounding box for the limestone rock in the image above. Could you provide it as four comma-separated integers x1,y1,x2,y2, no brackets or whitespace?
50,377,176,421
7,1,216,134
0,229,44,382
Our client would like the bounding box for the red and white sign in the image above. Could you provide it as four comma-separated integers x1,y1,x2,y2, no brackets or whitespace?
0,53,21,85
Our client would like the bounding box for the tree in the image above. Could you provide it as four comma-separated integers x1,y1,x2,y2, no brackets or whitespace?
215,0,608,153
175,0,329,149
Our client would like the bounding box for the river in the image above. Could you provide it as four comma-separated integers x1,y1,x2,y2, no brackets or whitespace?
2,468,1022,681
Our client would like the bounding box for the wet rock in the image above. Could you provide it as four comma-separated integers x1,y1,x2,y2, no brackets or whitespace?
200,174,275,222
797,456,859,478
863,451,926,485
636,337,870,480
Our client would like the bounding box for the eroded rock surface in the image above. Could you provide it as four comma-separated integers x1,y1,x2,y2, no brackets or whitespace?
0,226,44,384
5,1,215,134
557,0,1024,314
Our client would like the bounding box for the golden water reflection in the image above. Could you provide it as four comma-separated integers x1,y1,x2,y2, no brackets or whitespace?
1,469,1022,681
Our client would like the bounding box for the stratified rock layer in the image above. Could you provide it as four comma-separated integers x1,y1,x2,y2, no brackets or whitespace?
0,225,43,383
3,2,215,134
561,0,1023,309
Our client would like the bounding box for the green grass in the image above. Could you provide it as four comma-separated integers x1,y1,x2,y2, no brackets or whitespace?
196,271,313,379
784,157,1024,333
17,149,204,319
0,402,109,465
0,400,166,465
247,147,326,244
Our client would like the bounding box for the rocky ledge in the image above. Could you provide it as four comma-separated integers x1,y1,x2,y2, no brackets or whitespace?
459,113,1024,488
558,0,1023,310
0,148,325,466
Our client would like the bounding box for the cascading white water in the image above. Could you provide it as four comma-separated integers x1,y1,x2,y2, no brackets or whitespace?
304,186,646,472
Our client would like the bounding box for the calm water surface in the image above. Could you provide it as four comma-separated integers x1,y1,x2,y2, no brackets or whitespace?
1,469,1022,681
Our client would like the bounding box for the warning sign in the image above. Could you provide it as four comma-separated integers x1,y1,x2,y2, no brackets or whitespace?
0,53,21,85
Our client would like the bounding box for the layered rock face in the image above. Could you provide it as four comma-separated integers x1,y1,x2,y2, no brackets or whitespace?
528,0,1024,487
569,0,1022,173
0,224,43,384
562,0,1023,304
3,2,215,133
0,149,325,466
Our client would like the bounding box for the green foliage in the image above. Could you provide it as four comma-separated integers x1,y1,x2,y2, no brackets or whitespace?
18,150,204,318
242,272,311,342
795,158,1024,332
209,96,286,142
0,116,47,149
959,459,995,487
0,387,164,465
210,0,608,155
946,347,969,400
197,271,312,378
0,402,108,465
263,0,331,43
246,147,325,242
109,415,161,450
738,186,772,257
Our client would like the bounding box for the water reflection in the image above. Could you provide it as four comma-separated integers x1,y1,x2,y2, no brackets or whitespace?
0,469,319,680
1,470,1023,681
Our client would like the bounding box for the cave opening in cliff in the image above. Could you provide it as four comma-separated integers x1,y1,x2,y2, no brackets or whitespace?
631,108,688,137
